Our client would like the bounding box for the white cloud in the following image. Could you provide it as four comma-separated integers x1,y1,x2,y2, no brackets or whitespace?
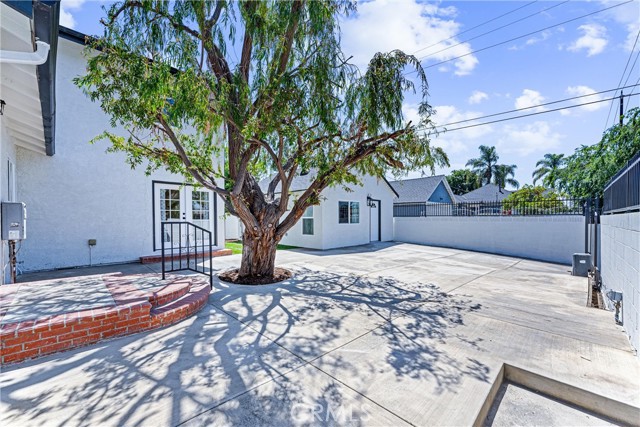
341,0,479,76
498,121,563,156
568,24,608,56
566,85,606,112
60,0,86,29
468,91,488,105
598,0,640,51
59,9,76,28
624,22,640,52
515,89,546,112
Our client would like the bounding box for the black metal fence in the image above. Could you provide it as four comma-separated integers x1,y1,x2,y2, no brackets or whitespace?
161,221,213,288
394,198,585,217
603,150,640,214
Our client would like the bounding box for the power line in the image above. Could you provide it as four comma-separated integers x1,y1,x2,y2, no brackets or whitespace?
419,84,639,130
622,50,640,88
425,93,640,135
417,1,569,61
625,77,640,114
603,28,640,130
412,1,539,56
405,0,634,76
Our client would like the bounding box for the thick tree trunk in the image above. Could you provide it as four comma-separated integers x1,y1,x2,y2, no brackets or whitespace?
238,228,279,279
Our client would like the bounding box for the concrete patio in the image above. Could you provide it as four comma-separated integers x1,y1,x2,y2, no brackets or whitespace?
1,242,638,426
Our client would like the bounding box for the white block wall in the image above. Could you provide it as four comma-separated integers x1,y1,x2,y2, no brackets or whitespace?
600,212,640,353
394,215,585,265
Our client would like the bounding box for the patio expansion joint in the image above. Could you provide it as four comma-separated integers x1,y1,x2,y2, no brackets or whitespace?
184,300,419,426
444,258,523,294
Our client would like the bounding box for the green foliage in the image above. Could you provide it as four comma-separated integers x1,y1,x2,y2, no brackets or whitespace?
532,153,565,189
447,169,480,195
466,145,498,185
557,108,640,198
493,164,519,189
503,185,570,215
75,0,449,240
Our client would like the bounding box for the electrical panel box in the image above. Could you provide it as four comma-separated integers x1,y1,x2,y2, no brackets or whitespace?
1,202,27,240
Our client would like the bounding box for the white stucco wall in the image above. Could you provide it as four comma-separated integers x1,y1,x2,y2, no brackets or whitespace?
600,212,640,353
280,175,395,250
394,215,585,265
0,118,18,284
15,37,225,272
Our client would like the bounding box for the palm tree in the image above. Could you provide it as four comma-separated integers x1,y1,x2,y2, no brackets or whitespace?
493,164,519,189
532,153,565,189
466,145,499,185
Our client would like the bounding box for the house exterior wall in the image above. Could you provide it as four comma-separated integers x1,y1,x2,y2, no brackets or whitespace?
0,118,18,284
428,182,453,203
600,212,640,353
15,37,225,273
394,215,584,265
279,175,395,250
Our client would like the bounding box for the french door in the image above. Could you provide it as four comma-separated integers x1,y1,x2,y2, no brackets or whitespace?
155,183,214,250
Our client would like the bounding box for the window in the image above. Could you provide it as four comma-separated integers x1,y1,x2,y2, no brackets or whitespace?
338,201,360,224
302,206,314,235
7,160,15,202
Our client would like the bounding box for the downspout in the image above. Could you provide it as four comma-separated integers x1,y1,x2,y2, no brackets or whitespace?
0,40,50,65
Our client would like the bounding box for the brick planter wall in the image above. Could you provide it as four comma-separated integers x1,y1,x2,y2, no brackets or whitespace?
0,276,210,365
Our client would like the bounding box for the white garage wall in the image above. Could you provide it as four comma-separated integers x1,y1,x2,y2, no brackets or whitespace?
600,212,640,353
394,215,585,265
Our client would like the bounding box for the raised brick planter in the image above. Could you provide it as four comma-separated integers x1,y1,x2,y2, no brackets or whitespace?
0,275,210,365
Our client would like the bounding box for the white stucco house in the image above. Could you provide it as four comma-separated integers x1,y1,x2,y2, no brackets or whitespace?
0,2,226,284
247,171,398,250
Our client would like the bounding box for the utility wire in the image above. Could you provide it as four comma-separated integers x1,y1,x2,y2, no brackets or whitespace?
405,0,634,76
418,84,639,130
425,93,640,135
412,1,539,56
622,50,640,88
603,28,640,130
624,76,640,114
417,1,569,61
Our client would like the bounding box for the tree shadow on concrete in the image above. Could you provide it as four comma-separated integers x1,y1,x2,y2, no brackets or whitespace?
1,267,488,426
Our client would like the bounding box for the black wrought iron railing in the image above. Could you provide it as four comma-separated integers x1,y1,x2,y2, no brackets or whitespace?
161,221,213,288
393,198,586,217
603,150,640,214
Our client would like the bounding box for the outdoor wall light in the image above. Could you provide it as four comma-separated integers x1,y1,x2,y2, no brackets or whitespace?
0,99,5,115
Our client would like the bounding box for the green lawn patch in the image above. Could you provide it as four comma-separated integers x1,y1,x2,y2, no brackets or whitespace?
225,240,298,255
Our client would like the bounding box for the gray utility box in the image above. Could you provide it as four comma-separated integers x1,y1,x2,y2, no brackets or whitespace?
572,253,591,277
1,202,27,240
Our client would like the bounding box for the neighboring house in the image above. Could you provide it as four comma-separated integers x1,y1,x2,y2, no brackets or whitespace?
0,3,225,284
390,175,456,216
455,183,513,203
255,170,398,250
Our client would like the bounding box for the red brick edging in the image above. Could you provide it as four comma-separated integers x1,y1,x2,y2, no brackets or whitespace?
0,275,210,365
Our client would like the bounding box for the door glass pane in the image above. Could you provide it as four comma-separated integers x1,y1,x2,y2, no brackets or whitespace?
191,190,210,221
160,189,180,220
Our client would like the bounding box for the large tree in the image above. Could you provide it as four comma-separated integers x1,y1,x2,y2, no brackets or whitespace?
532,153,565,189
557,107,639,198
447,169,480,195
76,1,448,280
466,145,499,185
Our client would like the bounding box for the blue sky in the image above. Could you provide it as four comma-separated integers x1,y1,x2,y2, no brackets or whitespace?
61,0,640,188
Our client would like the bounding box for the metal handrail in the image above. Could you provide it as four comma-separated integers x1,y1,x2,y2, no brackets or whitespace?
161,221,213,288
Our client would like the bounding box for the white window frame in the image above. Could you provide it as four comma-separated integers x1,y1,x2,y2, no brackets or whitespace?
338,201,360,224
302,206,314,235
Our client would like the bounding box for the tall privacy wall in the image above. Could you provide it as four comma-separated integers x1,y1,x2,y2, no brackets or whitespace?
393,215,584,265
600,212,640,352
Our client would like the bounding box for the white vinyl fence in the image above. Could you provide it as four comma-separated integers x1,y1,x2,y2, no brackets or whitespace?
394,215,585,265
